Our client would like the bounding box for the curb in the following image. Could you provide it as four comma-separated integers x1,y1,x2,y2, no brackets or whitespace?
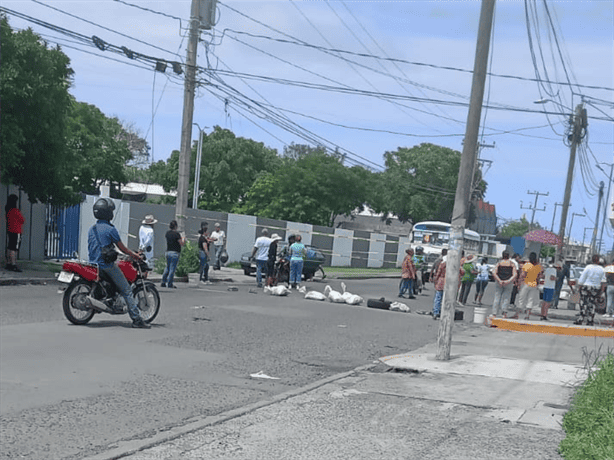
490,317,614,337
81,363,376,460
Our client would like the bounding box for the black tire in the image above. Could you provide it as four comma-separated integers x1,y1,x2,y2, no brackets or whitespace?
309,267,326,282
367,298,391,310
63,279,96,325
134,283,160,323
243,267,252,276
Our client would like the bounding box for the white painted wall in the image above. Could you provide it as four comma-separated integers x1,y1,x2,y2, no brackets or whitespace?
226,213,257,263
331,229,353,267
368,233,386,268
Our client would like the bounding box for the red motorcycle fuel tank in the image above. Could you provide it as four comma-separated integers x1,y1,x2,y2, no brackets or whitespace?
62,261,98,281
118,260,138,283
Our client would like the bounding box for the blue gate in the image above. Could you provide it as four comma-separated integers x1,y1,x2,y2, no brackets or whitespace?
45,204,81,259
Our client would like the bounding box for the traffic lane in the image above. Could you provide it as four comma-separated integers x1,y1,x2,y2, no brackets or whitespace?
0,278,449,460
0,284,67,326
154,278,443,381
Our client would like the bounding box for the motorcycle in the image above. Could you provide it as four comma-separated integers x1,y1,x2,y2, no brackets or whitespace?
57,254,160,325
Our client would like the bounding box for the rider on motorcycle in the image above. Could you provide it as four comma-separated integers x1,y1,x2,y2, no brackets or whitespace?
88,198,150,329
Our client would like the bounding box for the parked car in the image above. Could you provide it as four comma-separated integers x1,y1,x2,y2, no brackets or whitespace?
240,243,326,280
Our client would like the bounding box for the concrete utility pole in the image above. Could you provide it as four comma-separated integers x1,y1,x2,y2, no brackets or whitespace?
176,0,216,231
556,104,587,260
520,190,548,231
192,124,207,210
590,181,605,255
437,0,495,361
597,162,613,254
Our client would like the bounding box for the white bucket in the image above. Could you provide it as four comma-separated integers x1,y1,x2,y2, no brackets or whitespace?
473,306,489,324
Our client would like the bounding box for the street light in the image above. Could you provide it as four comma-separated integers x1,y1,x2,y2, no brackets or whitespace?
192,124,208,209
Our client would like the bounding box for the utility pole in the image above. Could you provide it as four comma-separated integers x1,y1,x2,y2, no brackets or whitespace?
192,124,207,210
597,162,613,254
590,181,605,255
550,202,566,232
176,0,216,231
437,0,495,361
556,104,587,260
520,190,548,231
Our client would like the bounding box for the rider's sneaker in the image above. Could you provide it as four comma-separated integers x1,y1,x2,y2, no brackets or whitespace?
132,319,151,329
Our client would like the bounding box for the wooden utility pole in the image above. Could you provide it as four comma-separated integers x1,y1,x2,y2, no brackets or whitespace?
555,104,586,260
436,0,495,361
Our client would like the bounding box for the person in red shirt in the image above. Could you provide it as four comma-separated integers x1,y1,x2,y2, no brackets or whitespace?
5,194,25,272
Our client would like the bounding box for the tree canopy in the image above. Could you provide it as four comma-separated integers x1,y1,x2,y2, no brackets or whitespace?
150,126,281,211
1,15,75,204
371,143,486,224
66,99,133,195
1,16,140,205
236,145,374,227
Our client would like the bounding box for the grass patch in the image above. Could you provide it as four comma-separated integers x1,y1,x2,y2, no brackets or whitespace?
559,348,614,460
226,261,241,269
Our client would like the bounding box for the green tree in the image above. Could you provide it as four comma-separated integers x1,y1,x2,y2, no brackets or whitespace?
373,143,486,224
236,147,374,227
65,100,133,195
0,15,75,204
498,217,537,238
151,127,281,211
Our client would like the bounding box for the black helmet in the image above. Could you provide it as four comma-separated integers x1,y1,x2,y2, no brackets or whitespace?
416,246,424,253
93,197,115,221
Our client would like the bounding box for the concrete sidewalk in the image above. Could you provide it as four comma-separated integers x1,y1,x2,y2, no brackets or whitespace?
81,323,613,460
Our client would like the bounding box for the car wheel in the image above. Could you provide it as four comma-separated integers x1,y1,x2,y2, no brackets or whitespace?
243,267,251,276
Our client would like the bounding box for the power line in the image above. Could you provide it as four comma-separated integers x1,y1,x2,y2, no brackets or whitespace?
31,0,182,58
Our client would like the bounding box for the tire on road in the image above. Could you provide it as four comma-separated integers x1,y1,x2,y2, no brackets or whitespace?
63,279,96,325
367,298,392,310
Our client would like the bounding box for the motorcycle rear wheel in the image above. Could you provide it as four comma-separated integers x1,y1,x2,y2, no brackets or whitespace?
134,284,160,323
63,279,96,325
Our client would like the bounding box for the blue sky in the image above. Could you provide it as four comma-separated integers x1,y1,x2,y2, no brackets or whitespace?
4,0,613,250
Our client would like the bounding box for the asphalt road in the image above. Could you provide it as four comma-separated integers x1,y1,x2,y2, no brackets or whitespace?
0,277,481,460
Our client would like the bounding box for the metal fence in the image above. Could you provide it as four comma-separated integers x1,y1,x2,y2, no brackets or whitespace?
45,204,80,259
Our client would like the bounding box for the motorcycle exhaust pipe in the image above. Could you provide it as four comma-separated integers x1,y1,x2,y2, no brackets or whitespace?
86,296,113,313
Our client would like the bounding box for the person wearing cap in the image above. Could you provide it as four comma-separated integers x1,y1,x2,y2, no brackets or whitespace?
139,215,157,269
458,254,477,306
266,233,283,286
251,228,272,288
210,222,226,270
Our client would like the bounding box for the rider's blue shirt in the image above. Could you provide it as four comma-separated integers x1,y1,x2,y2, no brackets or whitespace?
88,220,120,269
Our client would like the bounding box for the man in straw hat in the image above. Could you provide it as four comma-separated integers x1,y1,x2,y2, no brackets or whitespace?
139,215,158,269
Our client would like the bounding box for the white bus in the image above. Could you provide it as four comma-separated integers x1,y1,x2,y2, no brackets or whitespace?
409,221,481,256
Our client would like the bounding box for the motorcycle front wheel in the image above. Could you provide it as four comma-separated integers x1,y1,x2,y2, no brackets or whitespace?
63,279,96,325
134,283,160,323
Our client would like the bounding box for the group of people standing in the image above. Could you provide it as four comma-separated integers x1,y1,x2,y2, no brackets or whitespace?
137,217,226,289
251,228,306,289
403,245,614,325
